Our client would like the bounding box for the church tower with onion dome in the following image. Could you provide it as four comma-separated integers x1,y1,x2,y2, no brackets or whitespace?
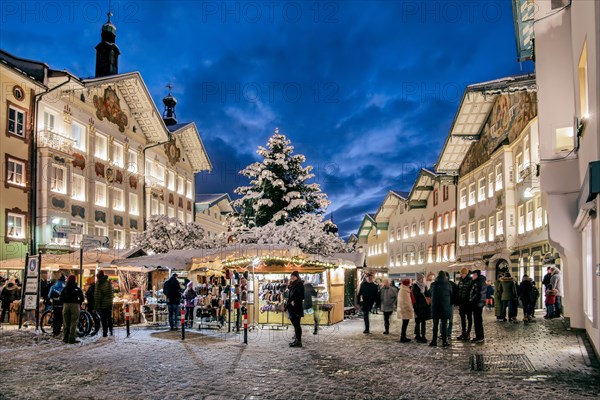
95,10,120,77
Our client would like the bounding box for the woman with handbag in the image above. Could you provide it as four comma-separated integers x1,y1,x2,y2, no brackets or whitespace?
412,273,431,343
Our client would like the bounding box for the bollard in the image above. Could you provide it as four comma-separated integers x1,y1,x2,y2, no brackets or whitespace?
243,310,248,345
125,302,130,338
181,305,185,340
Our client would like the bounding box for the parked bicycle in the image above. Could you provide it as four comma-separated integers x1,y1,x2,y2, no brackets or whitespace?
40,306,99,337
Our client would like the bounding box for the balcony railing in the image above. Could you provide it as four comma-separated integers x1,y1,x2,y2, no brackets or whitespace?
39,129,75,153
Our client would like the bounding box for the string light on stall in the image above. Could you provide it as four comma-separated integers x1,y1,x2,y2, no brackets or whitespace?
222,256,338,269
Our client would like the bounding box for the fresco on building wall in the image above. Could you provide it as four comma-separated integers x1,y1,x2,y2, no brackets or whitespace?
71,205,85,219
93,87,128,133
460,91,537,175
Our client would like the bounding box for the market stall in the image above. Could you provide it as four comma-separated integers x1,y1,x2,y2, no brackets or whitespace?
1,249,143,325
189,245,360,328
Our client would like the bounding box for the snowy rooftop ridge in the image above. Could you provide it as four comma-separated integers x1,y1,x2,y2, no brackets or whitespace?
466,73,536,93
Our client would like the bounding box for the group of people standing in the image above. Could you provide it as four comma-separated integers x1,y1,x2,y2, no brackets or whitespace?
490,266,562,322
46,270,114,344
358,268,489,346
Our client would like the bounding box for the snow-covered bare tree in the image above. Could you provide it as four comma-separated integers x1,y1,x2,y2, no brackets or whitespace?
233,129,330,227
134,216,208,253
237,214,348,256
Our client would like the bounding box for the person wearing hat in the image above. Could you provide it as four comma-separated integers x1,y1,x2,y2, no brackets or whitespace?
457,267,473,340
183,281,197,328
397,279,414,343
412,272,431,343
357,272,379,334
94,271,114,337
48,275,66,336
287,271,305,347
163,273,182,331
59,275,85,344
549,266,563,318
0,278,19,324
469,270,487,343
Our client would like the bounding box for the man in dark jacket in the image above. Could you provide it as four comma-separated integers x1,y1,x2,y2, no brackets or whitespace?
163,273,182,330
48,275,66,335
94,271,114,337
430,271,453,347
85,277,95,312
469,270,487,343
357,272,379,334
541,267,552,291
519,275,533,322
287,271,305,347
60,275,85,344
457,268,473,340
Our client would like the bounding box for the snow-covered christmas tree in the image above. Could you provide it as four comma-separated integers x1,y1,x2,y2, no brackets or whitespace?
233,129,330,227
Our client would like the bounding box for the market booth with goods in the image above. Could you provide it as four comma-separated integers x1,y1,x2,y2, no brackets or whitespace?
187,245,360,329
0,249,148,326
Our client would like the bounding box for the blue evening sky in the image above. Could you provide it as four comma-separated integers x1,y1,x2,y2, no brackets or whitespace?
0,1,534,237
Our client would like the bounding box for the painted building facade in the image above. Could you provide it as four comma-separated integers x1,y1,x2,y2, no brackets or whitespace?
388,171,457,278
0,51,47,277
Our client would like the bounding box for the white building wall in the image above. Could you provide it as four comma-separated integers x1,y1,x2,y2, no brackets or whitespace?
533,0,599,353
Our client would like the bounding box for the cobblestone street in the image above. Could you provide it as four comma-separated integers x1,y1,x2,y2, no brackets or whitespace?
1,310,598,400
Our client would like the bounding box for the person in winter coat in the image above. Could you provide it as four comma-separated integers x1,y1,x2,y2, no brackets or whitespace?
40,277,52,312
445,272,459,341
85,277,95,312
457,268,473,340
357,272,379,334
494,274,504,320
286,271,305,348
304,282,319,335
163,273,182,330
519,275,534,322
183,281,197,328
380,279,398,335
60,275,84,344
545,284,557,318
412,273,431,343
529,281,540,319
549,267,563,317
485,281,495,311
497,272,518,322
469,270,487,343
0,280,19,323
48,275,66,335
94,271,114,337
397,279,414,343
429,271,453,347
542,266,553,291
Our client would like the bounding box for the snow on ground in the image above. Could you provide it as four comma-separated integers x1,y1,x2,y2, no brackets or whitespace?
1,312,599,400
